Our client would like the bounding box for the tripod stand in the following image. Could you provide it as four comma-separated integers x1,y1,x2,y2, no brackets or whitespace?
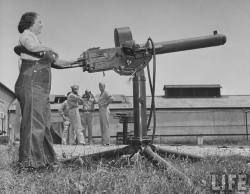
62,69,198,186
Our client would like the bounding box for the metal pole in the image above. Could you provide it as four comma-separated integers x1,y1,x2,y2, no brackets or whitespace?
133,69,147,144
245,110,249,141
1,118,3,135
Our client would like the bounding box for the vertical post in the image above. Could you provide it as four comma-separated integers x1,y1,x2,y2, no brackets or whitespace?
133,69,147,144
1,118,3,134
8,110,14,145
123,117,128,144
245,111,249,141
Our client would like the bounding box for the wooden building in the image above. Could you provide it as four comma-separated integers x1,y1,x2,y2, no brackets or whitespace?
49,85,250,144
4,84,250,144
0,82,16,143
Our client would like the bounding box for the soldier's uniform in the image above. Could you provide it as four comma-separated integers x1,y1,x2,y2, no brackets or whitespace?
97,89,113,145
82,90,95,144
59,100,75,145
67,85,86,144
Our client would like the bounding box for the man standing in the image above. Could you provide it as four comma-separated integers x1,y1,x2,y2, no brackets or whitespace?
67,85,86,145
58,93,75,145
82,89,95,144
97,82,113,145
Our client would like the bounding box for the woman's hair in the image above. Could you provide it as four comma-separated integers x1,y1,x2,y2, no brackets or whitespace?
18,12,38,33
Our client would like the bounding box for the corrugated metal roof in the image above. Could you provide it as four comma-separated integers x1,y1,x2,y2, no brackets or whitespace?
52,95,250,110
145,95,250,109
0,82,16,99
9,95,250,111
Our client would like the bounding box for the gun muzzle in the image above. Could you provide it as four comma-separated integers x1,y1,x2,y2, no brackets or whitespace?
152,32,226,55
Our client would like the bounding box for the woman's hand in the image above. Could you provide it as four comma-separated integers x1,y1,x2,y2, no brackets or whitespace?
52,51,59,61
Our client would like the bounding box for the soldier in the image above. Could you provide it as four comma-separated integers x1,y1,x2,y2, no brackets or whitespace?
97,82,113,145
59,92,75,145
67,85,86,145
82,89,95,144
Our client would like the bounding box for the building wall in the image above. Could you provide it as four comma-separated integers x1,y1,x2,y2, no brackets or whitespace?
0,88,15,134
148,109,249,143
0,102,6,132
49,108,250,144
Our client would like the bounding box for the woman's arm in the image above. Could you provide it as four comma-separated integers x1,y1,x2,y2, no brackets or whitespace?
51,59,77,69
20,33,79,68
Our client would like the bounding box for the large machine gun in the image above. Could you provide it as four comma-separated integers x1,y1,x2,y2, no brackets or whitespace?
59,27,226,77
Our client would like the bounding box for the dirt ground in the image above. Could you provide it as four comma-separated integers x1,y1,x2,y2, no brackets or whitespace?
154,144,250,158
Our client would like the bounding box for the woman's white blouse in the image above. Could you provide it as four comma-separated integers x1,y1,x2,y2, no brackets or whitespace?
19,29,42,60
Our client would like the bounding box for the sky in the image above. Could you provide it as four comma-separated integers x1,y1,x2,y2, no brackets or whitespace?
1,0,250,96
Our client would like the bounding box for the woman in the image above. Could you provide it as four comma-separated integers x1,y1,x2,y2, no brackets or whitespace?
15,12,73,169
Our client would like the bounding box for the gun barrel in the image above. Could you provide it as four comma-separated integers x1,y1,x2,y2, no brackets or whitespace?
152,33,226,55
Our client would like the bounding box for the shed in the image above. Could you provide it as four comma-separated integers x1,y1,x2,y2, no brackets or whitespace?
0,82,16,142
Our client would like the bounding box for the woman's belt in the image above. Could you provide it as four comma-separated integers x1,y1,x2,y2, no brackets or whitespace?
21,58,39,63
14,45,44,58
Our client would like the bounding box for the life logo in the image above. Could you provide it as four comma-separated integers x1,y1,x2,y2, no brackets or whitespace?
211,173,250,193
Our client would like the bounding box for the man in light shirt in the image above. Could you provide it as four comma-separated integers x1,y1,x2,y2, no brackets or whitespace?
97,82,113,145
81,89,95,144
59,93,75,145
67,85,86,145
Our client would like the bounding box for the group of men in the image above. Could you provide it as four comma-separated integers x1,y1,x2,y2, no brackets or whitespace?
59,82,113,145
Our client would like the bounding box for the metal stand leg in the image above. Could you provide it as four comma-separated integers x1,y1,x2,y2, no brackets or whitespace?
132,69,150,145
123,118,128,144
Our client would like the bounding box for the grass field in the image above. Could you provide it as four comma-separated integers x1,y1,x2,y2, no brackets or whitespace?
0,144,250,194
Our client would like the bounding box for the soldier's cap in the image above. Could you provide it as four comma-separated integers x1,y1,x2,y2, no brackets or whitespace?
71,85,79,90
